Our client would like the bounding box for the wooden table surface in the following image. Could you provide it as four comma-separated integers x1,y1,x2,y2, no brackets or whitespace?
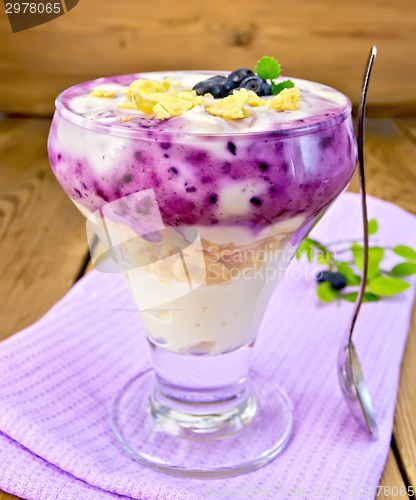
0,117,415,499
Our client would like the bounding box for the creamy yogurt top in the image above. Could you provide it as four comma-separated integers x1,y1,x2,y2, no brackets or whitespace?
58,71,351,135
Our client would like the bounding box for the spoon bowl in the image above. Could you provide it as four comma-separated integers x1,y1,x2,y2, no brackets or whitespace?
338,342,378,438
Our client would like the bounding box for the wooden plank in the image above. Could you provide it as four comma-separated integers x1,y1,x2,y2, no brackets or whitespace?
347,120,416,215
378,449,409,500
394,300,416,488
0,492,21,500
0,117,88,339
391,119,416,485
395,120,416,144
1,0,416,116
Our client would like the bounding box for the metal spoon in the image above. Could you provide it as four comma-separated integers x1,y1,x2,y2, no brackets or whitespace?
338,46,378,439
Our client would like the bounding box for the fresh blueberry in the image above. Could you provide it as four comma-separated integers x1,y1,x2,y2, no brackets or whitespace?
209,84,225,98
222,78,236,96
192,80,208,95
240,76,264,93
192,82,221,98
258,81,272,96
329,272,347,290
227,68,254,86
222,69,256,97
208,75,227,84
193,77,226,98
316,270,332,283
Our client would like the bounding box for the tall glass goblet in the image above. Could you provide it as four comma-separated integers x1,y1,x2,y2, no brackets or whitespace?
48,72,357,477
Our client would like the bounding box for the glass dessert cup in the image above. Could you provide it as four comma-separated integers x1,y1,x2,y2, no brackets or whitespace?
48,74,357,477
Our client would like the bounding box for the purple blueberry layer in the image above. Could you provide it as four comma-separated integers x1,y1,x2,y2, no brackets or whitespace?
48,123,356,227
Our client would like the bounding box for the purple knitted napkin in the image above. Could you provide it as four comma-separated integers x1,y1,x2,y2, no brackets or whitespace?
1,193,415,500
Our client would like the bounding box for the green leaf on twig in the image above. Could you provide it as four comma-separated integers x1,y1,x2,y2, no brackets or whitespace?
367,276,411,296
317,282,338,302
391,262,416,276
393,245,416,260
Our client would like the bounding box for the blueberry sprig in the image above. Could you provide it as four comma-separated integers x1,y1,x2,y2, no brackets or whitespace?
255,56,295,96
296,218,416,303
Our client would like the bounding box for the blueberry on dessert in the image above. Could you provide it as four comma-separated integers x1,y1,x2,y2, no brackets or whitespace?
193,76,227,98
240,76,263,93
227,68,255,87
258,81,272,96
239,76,272,96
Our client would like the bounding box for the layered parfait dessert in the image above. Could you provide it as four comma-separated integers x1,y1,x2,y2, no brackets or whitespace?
48,60,358,464
48,65,356,359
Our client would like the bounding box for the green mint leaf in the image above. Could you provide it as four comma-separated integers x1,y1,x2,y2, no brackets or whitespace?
337,262,361,286
317,282,338,303
342,292,380,303
255,56,281,81
393,245,416,260
270,80,295,96
368,218,378,235
391,262,416,276
367,276,411,296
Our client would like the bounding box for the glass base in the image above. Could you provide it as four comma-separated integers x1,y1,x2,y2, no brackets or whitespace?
111,369,293,478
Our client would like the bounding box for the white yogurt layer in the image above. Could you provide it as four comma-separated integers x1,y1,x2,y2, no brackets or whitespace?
78,197,305,354
134,231,299,355
138,266,281,355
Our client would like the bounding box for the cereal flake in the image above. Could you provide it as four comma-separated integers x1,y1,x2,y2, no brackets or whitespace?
90,89,118,98
268,88,301,111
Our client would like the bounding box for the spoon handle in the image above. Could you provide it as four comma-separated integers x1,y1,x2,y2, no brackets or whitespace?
349,46,377,341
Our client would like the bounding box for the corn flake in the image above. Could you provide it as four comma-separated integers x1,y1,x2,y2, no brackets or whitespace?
206,89,264,120
131,93,158,115
90,89,118,98
117,101,136,110
122,79,206,119
153,103,171,120
129,78,171,94
268,88,301,111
